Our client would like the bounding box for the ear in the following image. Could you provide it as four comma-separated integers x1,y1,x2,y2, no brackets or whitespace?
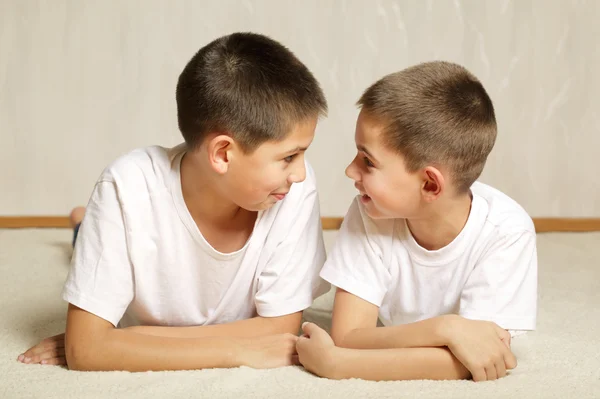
421,166,445,202
206,134,234,174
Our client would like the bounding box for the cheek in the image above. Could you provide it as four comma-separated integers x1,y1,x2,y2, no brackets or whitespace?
366,174,416,211
247,167,285,194
363,175,385,197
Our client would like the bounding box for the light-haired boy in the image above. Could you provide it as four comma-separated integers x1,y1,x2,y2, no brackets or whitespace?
297,61,537,382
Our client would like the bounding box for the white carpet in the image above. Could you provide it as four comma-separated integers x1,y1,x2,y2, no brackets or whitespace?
1,229,599,399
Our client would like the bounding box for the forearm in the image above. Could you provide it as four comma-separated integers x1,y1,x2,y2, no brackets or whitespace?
66,328,248,372
126,313,302,339
339,315,453,350
327,346,470,381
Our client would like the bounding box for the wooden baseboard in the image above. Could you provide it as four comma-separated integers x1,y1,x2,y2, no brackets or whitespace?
528,218,600,233
0,216,599,232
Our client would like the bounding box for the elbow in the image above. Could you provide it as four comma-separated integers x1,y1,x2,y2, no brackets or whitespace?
331,326,368,348
331,331,351,348
65,339,92,371
65,335,103,371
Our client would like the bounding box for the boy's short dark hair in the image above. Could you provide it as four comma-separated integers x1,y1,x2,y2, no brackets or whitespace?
358,61,497,193
176,32,327,152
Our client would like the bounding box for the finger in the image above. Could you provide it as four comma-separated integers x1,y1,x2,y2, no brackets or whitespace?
41,356,67,366
471,367,487,382
504,350,517,370
291,354,300,366
301,322,316,336
485,364,498,381
301,322,326,339
494,348,507,378
23,339,64,358
30,347,66,364
495,359,507,379
295,335,308,351
288,339,299,356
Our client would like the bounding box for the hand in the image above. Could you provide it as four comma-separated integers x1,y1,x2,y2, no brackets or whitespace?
442,316,516,382
240,333,299,369
17,333,66,366
296,322,339,378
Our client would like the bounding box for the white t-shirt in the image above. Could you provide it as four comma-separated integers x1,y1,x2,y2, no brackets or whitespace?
320,182,537,331
63,144,330,328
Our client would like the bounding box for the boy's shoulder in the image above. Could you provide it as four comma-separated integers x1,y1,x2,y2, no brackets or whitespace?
337,197,395,253
471,181,535,235
98,144,185,186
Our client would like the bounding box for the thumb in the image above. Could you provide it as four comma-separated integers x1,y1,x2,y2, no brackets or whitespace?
301,322,324,338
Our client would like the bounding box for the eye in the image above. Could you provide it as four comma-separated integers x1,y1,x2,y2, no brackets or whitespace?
363,157,374,168
284,154,296,163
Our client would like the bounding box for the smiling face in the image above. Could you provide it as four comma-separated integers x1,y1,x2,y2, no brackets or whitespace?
345,110,425,219
222,116,318,211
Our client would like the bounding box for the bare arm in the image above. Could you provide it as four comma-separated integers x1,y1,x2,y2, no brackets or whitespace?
331,288,449,349
297,322,470,381
126,312,302,339
65,304,297,372
20,309,302,367
331,346,469,381
328,289,516,381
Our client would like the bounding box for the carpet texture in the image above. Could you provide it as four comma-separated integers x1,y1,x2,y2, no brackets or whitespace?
1,229,599,398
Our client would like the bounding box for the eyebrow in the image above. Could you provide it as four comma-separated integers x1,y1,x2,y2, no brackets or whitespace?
357,145,377,162
281,146,309,155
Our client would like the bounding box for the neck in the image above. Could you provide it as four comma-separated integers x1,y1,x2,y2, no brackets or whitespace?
406,191,473,251
180,151,245,225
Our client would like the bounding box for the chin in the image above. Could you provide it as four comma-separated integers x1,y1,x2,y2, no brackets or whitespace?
363,203,397,220
243,199,278,212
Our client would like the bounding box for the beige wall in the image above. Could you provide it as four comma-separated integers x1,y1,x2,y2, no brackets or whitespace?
1,0,598,217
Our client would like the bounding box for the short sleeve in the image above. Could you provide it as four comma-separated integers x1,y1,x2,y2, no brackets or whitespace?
254,187,329,317
459,230,538,330
319,198,392,307
62,180,134,326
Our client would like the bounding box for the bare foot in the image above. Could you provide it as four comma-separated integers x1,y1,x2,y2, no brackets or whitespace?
69,207,86,227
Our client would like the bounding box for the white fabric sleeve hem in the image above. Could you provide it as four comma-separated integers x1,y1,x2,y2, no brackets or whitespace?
320,267,385,307
460,312,536,331
508,330,528,338
62,287,125,327
256,298,315,318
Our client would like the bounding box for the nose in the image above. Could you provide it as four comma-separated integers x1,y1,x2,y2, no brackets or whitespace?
345,156,360,182
287,158,307,184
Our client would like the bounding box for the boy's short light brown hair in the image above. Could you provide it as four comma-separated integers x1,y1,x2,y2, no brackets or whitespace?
176,32,327,152
358,61,497,193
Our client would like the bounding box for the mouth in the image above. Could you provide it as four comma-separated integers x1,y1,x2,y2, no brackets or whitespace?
354,184,371,203
272,192,288,201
